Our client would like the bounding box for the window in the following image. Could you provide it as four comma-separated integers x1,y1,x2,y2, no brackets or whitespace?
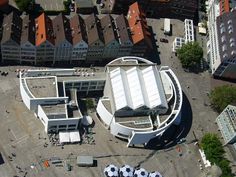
59,125,67,128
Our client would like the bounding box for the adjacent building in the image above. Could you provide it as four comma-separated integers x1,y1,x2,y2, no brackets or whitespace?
213,10,236,79
216,105,236,147
99,0,198,20
52,14,72,64
207,0,236,80
1,12,22,63
20,15,36,64
114,14,133,57
101,15,120,59
35,13,55,64
19,68,105,133
70,14,88,62
0,3,152,65
84,14,105,62
127,2,152,57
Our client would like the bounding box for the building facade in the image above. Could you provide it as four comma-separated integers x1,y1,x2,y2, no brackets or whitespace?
115,14,133,57
0,4,152,65
207,0,236,80
35,13,55,64
70,14,88,62
84,14,105,62
52,14,72,64
216,105,236,145
99,0,198,20
19,68,105,133
1,12,22,63
101,15,120,59
20,15,36,64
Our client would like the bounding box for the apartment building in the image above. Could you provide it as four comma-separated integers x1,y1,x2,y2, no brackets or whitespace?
1,12,22,63
207,0,236,80
99,0,198,20
84,14,104,62
127,2,152,57
115,14,133,57
207,0,221,74
216,105,236,145
213,10,236,79
101,15,120,59
20,15,36,64
35,13,55,64
52,14,72,64
70,14,88,62
0,3,152,65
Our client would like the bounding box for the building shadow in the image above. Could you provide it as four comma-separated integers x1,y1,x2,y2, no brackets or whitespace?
146,25,161,65
144,91,193,150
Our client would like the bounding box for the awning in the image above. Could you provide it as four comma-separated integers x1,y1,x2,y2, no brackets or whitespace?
59,132,70,144
70,131,81,143
59,131,81,144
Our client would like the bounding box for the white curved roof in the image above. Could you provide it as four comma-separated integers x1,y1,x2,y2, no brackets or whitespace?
110,66,168,111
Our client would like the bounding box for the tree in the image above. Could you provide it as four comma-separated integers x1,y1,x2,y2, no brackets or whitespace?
201,133,225,163
209,85,236,113
85,98,94,110
177,42,203,69
201,133,233,177
14,0,35,12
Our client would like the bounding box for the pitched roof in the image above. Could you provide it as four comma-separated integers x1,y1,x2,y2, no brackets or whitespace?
35,13,54,46
70,14,87,45
220,0,230,15
84,14,104,45
21,15,35,45
52,13,72,46
1,12,22,44
115,14,133,45
100,15,118,45
127,2,152,48
0,0,8,6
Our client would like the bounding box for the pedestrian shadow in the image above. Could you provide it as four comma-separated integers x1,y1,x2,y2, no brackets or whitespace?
144,91,193,150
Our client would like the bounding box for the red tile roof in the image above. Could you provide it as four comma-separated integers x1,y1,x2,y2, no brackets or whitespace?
35,13,54,46
127,2,152,48
220,0,230,15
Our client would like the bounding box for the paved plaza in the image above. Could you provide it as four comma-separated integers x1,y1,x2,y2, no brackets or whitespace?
0,18,231,177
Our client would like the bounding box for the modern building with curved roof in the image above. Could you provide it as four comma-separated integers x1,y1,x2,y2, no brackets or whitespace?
19,56,182,147
96,56,183,147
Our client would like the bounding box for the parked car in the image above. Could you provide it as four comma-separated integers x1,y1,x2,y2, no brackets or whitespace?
160,38,168,43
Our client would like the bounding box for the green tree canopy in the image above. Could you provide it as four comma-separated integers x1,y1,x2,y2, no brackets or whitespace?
177,42,203,68
209,85,236,113
15,0,35,12
201,133,233,177
201,133,225,163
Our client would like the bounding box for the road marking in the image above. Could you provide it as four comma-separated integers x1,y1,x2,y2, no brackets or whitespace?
10,129,17,140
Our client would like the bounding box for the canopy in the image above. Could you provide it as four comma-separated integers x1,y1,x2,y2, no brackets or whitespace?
104,164,119,177
149,171,162,177
119,164,134,177
59,131,81,144
134,168,148,177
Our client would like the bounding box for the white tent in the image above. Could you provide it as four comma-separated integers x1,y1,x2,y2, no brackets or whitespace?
59,132,70,144
70,131,81,143
59,131,81,144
